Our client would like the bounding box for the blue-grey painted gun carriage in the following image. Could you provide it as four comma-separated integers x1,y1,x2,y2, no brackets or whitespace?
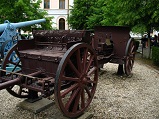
0,19,46,59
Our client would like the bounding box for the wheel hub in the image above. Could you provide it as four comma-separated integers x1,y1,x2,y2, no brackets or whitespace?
80,74,87,85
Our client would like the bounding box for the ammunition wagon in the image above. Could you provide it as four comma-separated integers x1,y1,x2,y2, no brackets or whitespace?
0,26,136,118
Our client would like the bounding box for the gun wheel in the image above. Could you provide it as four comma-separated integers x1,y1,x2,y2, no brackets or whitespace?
124,38,136,76
1,44,29,98
55,43,98,118
1,40,14,59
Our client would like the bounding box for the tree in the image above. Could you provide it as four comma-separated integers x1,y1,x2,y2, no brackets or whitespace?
116,0,159,58
0,0,53,31
68,0,97,30
116,0,159,34
69,0,159,58
87,0,119,29
68,0,122,30
69,0,159,33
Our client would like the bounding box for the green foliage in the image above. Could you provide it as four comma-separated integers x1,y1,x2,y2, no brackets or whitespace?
68,0,97,30
68,0,119,29
117,0,159,33
0,0,53,31
69,0,159,33
152,46,159,67
87,0,120,29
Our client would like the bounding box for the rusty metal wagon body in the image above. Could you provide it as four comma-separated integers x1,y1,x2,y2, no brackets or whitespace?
0,26,135,118
92,26,135,75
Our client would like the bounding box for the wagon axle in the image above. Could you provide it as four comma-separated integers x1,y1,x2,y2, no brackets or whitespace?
0,69,55,98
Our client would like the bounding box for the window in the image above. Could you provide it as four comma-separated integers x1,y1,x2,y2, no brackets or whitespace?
59,18,65,30
44,0,50,9
59,0,65,9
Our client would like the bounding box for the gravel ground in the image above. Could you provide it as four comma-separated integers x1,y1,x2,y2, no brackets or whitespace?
0,54,159,119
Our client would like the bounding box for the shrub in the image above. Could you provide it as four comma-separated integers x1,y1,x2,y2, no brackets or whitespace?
152,46,159,67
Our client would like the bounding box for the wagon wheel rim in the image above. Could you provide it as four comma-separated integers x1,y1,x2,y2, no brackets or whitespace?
124,38,136,76
55,43,98,118
1,44,28,98
1,40,14,59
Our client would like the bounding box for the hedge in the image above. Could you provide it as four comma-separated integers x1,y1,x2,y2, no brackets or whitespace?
152,46,159,67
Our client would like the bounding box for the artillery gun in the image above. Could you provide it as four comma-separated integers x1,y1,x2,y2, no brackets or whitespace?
0,19,46,60
0,26,136,118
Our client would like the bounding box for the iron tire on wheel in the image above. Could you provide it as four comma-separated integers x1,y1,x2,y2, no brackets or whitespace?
55,43,98,118
124,38,136,76
1,40,14,59
1,44,28,98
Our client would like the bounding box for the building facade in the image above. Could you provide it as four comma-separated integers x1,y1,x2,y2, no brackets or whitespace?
40,0,74,30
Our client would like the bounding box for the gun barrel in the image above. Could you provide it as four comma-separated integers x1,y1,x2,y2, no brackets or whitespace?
13,19,46,28
0,19,46,33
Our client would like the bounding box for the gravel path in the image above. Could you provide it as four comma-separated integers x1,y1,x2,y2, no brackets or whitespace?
0,56,159,119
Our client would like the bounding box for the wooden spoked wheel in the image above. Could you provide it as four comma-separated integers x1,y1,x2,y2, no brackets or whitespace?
124,38,136,76
1,44,29,98
55,43,98,118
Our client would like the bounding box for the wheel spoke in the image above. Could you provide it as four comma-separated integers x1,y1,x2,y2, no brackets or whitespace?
87,67,97,76
14,49,19,55
82,48,88,72
68,59,81,78
65,87,81,111
81,88,85,108
72,89,82,113
61,76,79,82
86,78,97,84
11,60,21,72
76,49,82,73
7,60,21,67
61,83,79,98
85,55,94,73
9,49,20,63
129,60,132,69
8,60,17,65
127,60,131,72
129,58,134,69
130,45,135,53
129,54,135,60
84,86,92,98
130,60,134,69
126,58,129,67
131,52,135,55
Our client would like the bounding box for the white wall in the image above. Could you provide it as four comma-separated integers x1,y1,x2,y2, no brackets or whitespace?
40,0,73,30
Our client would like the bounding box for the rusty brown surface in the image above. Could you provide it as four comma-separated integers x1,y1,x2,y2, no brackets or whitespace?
18,30,92,78
0,27,131,90
0,27,133,118
93,26,130,64
0,27,131,91
32,30,92,46
94,26,130,56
